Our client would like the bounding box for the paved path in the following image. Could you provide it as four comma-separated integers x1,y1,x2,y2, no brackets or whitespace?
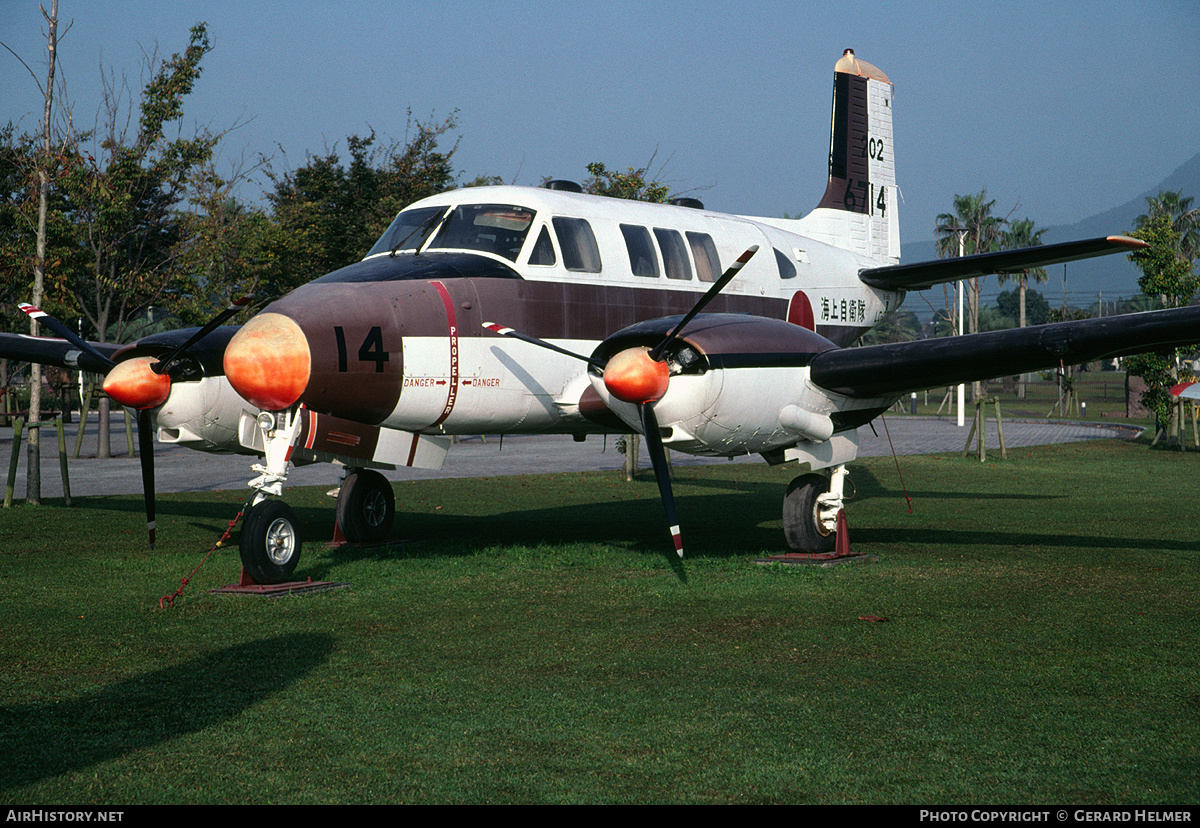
0,413,1139,500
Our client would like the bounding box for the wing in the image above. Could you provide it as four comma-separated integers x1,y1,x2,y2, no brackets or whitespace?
809,305,1200,398
859,236,1147,291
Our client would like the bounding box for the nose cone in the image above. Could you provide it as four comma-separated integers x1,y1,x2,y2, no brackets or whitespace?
103,356,171,409
603,347,669,405
224,312,311,411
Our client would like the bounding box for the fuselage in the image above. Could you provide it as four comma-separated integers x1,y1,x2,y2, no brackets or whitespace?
223,185,904,439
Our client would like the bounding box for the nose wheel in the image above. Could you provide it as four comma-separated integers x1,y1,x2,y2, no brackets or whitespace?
239,499,303,584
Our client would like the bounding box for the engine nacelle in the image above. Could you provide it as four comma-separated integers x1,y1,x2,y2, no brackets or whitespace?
588,314,885,460
155,376,260,454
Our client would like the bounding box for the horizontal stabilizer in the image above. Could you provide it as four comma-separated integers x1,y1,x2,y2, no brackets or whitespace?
859,236,1147,291
0,332,121,374
810,305,1200,398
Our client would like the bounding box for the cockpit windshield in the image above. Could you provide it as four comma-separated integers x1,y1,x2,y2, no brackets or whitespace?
367,204,535,261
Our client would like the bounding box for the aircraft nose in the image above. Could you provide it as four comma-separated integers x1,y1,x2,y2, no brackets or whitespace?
224,312,312,411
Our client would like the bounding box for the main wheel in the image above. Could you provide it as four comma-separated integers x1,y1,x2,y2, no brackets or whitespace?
336,468,395,543
240,499,303,584
782,473,835,553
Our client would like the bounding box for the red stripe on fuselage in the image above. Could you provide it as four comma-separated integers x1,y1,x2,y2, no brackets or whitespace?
428,280,459,429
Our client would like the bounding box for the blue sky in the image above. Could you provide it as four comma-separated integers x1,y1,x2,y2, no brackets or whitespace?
3,0,1199,248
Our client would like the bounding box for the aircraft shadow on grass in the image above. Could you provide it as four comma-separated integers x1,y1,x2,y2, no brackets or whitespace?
0,633,334,791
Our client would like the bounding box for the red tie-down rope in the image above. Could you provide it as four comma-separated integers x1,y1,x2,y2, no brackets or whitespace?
160,495,254,609
879,414,914,514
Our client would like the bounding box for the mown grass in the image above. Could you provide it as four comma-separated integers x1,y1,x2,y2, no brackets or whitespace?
0,438,1197,804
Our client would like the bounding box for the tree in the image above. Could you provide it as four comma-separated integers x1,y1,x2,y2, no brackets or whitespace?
65,23,217,345
0,1,68,501
169,168,282,326
58,23,219,456
935,189,1005,332
996,287,1049,327
266,115,459,289
936,189,1005,399
1125,214,1200,443
1136,190,1199,263
997,218,1048,329
582,161,670,202
861,310,921,344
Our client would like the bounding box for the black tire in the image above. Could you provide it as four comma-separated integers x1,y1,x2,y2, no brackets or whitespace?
240,499,303,584
782,473,835,553
336,468,395,543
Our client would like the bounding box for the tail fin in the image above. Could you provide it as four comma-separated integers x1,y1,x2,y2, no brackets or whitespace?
797,50,899,264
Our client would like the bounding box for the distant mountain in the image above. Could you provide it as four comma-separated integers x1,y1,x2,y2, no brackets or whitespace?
900,152,1200,311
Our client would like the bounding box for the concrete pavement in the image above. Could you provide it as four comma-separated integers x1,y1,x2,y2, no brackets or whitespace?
0,412,1141,500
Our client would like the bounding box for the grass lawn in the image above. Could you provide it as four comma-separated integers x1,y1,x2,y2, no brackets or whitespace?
0,437,1197,804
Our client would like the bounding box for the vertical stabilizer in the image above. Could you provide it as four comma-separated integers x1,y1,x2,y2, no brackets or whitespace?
800,50,898,264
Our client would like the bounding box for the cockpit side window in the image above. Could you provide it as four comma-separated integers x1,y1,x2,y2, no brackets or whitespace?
528,225,557,266
430,204,535,261
366,205,447,257
686,232,721,283
552,217,603,273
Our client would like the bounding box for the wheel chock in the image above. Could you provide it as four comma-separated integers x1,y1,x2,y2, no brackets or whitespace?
755,510,877,566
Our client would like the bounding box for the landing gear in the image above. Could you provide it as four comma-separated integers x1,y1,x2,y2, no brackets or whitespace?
336,468,395,543
782,466,849,553
239,499,303,584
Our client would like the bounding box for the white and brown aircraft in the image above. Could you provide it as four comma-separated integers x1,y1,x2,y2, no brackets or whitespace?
5,50,1197,582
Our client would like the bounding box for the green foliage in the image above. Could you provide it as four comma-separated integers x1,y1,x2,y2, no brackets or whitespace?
582,161,670,202
935,189,1005,337
996,286,1049,326
0,125,91,330
265,115,459,288
1135,189,1199,262
860,309,920,344
1129,213,1198,308
1123,350,1175,423
1124,202,1200,430
61,22,219,342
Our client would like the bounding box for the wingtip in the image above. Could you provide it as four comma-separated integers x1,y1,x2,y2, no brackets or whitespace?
1106,235,1149,250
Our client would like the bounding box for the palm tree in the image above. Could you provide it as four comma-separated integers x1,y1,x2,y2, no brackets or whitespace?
1135,190,1199,262
998,218,1048,329
935,189,1005,336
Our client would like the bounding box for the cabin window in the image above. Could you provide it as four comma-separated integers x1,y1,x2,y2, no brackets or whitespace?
621,224,660,278
686,232,721,282
774,247,797,279
654,228,692,281
528,225,557,266
552,217,602,273
430,204,535,261
366,205,448,257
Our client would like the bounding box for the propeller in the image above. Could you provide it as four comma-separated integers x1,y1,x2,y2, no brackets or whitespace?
19,297,256,549
482,245,759,557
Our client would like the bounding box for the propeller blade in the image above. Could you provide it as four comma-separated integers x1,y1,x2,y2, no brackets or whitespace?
152,295,257,376
19,303,117,372
639,404,683,558
481,322,605,369
649,245,758,362
137,408,157,549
